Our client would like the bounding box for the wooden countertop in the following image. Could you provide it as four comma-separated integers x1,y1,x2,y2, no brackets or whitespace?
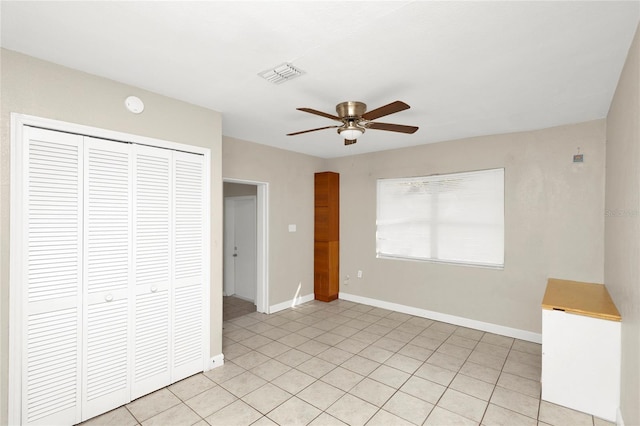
542,278,621,321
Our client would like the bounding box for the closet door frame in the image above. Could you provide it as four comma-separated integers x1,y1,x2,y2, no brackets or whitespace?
9,113,212,425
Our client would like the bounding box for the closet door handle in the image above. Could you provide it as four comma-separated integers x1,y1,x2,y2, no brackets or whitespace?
105,294,114,302
150,285,158,293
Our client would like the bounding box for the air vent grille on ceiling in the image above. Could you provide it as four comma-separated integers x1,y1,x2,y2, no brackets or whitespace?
259,63,304,84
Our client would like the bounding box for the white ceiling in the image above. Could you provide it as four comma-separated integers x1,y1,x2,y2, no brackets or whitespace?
2,1,639,158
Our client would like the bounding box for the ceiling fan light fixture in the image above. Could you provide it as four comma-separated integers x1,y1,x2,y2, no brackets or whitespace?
338,120,365,141
339,128,363,141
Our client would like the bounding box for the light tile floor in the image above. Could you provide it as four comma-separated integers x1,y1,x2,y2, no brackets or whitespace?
224,295,257,321
82,299,615,426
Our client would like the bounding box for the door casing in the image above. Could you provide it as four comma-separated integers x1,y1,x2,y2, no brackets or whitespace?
222,178,269,313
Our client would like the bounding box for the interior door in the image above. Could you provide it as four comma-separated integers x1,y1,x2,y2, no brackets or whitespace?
21,127,84,425
131,145,172,399
171,151,205,381
224,196,257,302
82,137,132,420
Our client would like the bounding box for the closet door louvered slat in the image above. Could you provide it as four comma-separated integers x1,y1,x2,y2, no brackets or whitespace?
82,138,132,420
131,145,172,398
172,152,205,380
23,127,83,425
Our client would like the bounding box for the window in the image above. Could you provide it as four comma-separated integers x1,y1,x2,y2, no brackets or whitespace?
376,168,504,268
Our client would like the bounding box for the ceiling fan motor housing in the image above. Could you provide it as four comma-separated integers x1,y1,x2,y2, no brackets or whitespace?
336,101,367,140
336,101,367,118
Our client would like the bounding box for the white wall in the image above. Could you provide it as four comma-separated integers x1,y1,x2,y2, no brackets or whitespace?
0,49,224,424
605,23,640,426
327,120,606,335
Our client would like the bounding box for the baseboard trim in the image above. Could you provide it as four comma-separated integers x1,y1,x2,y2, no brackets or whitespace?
207,353,224,371
269,293,315,314
339,292,542,344
617,407,625,426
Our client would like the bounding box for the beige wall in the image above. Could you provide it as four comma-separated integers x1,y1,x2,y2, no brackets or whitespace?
0,49,224,424
224,182,258,197
327,120,606,334
222,136,326,306
605,24,640,426
223,120,606,335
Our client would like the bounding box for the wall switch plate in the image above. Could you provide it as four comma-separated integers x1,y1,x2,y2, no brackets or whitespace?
357,270,363,278
288,224,296,232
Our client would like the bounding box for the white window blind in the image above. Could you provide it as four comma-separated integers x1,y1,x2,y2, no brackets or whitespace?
376,168,504,268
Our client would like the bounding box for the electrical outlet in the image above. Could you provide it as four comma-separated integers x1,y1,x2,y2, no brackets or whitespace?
357,270,363,279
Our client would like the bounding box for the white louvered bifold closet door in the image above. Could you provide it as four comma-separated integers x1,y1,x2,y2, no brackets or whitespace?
22,127,83,425
172,152,205,381
131,145,172,399
17,125,207,425
82,138,132,420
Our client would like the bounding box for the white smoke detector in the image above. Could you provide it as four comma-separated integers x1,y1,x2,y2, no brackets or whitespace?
125,96,144,114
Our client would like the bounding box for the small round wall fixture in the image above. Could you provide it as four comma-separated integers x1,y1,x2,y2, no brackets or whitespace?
125,95,144,114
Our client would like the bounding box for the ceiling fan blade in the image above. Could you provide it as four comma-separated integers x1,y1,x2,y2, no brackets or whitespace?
361,100,410,121
344,139,357,146
287,125,339,136
367,122,419,134
297,107,341,121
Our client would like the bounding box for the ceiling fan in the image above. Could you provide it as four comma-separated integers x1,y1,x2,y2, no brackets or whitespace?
287,100,419,145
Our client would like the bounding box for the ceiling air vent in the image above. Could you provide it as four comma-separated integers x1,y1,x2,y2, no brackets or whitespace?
259,63,304,84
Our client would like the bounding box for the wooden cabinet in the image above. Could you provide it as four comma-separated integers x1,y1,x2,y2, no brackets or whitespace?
314,172,339,302
541,278,621,422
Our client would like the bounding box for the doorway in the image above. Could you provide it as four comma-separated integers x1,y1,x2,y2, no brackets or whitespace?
222,180,269,315
224,195,256,304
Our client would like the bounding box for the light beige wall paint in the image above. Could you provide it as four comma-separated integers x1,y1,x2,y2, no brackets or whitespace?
222,136,326,306
224,182,258,197
327,120,606,334
605,23,640,426
0,49,223,424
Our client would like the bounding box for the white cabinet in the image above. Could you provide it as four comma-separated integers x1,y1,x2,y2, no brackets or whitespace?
541,278,621,422
13,126,208,425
